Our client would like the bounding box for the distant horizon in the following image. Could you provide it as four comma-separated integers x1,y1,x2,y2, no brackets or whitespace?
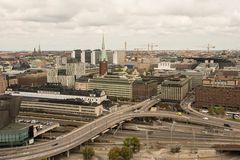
0,48,239,52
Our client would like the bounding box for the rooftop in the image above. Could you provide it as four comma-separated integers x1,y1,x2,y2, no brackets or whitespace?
0,123,31,133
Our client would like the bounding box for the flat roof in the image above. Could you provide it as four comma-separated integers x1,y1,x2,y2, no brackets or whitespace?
0,123,31,133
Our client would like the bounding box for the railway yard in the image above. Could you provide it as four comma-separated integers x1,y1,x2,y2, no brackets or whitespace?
5,97,240,160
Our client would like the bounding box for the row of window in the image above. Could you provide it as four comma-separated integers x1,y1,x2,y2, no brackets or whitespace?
0,132,28,142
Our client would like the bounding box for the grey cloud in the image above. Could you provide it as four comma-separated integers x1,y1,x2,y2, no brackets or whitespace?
0,0,240,50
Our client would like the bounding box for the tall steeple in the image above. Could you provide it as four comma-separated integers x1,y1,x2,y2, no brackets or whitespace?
100,33,108,62
38,44,41,54
102,33,105,50
99,33,108,75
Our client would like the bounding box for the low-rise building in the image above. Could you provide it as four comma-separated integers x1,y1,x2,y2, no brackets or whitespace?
6,83,107,104
17,70,47,87
75,77,90,90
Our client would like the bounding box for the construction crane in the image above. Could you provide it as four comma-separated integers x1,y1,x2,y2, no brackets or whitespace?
207,43,215,53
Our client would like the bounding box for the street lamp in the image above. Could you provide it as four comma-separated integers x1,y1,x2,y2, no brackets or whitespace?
171,121,176,145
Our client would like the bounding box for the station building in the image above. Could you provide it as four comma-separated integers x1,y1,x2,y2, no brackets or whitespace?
0,95,33,146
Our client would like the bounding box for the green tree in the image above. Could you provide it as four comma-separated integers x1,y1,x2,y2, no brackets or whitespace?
108,147,122,160
120,146,133,160
208,106,215,115
217,106,225,115
82,146,95,160
123,137,140,153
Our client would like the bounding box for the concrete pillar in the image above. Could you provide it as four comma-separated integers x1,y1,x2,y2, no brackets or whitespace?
72,145,81,153
48,157,54,160
66,150,70,157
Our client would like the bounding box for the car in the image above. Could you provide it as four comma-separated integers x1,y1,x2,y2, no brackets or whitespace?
201,110,208,113
224,123,231,128
176,112,182,116
203,117,208,120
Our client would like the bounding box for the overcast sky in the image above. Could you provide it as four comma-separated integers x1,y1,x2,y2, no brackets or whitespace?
1,0,240,51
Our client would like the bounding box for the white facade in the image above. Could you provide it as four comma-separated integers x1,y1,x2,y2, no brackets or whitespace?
47,60,85,87
81,50,85,63
71,50,76,58
91,51,96,65
155,62,176,71
113,51,118,64
5,90,107,104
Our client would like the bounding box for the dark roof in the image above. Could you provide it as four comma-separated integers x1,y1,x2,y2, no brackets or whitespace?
9,83,104,97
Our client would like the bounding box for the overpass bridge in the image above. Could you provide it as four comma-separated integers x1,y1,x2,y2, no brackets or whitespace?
1,96,240,160
0,98,158,160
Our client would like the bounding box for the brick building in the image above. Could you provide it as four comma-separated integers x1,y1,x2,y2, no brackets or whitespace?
132,79,158,101
195,75,240,110
18,71,47,87
195,86,240,110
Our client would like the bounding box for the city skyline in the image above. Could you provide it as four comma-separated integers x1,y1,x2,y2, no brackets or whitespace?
1,0,240,51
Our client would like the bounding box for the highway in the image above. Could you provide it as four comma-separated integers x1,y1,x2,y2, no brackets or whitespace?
0,98,157,160
180,95,240,130
1,96,240,159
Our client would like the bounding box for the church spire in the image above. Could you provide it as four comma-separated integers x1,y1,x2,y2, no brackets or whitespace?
38,44,41,54
102,33,105,50
99,33,108,75
100,33,108,61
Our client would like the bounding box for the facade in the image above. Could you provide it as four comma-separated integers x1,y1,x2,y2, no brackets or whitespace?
6,83,107,104
88,75,135,100
6,75,18,87
132,79,158,101
180,70,204,89
17,71,47,87
0,95,21,129
99,61,108,75
75,77,90,90
0,123,33,146
47,58,85,87
0,95,33,146
161,76,192,102
0,74,7,93
113,50,126,65
71,49,82,61
92,49,101,65
154,62,176,71
195,86,240,110
21,100,104,117
195,75,240,110
84,49,92,64
195,60,219,75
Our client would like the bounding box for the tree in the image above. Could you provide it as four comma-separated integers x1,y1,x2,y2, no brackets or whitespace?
108,146,133,160
120,146,133,160
208,106,215,115
216,106,225,115
170,144,181,153
123,137,140,153
108,147,122,160
82,146,95,160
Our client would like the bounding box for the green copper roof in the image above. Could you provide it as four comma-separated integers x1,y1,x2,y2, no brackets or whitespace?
100,34,108,61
